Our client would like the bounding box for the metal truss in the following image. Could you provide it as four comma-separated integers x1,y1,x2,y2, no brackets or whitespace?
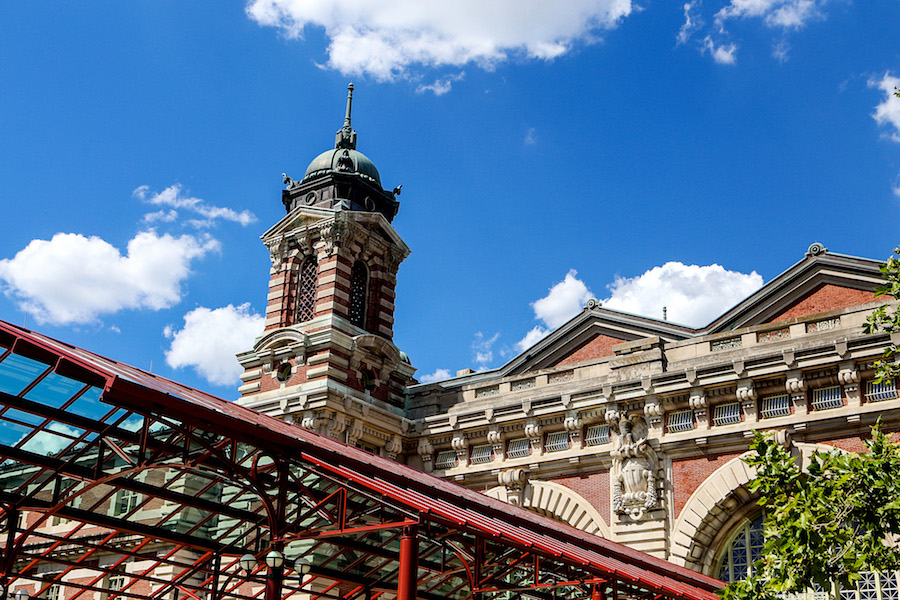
0,323,722,600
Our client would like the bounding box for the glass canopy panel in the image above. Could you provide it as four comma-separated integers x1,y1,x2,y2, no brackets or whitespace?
23,372,86,409
0,353,49,396
0,418,31,448
20,422,86,457
3,407,46,427
65,386,109,421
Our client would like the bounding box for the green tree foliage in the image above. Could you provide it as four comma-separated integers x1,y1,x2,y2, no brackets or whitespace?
863,247,900,382
721,426,900,599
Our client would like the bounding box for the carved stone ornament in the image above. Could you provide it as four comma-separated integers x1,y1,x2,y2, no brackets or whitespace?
384,434,403,458
523,419,541,440
736,380,757,401
838,365,859,385
320,215,348,256
611,414,659,520
785,373,807,393
267,238,288,270
451,434,468,451
563,412,582,431
327,412,346,438
689,390,707,409
604,403,620,424
417,437,434,458
301,411,322,432
347,418,364,445
486,428,503,444
498,468,529,506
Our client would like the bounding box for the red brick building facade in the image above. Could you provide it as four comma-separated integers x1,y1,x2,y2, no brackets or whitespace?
233,88,899,593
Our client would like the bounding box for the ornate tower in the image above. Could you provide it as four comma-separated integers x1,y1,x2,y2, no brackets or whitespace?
237,85,416,458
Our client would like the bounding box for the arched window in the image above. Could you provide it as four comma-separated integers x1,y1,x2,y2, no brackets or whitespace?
349,260,368,328
296,255,318,323
716,513,764,583
716,515,900,598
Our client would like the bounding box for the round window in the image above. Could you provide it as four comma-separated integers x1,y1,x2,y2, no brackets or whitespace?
276,362,292,382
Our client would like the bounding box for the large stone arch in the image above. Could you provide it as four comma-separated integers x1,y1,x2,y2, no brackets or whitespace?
669,440,845,575
485,479,611,539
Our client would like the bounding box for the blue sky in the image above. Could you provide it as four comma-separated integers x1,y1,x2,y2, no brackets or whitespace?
1,1,899,393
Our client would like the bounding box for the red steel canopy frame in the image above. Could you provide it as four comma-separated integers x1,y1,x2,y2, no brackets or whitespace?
0,320,724,600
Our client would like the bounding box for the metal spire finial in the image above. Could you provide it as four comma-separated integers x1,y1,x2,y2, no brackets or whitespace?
344,83,354,131
335,82,357,150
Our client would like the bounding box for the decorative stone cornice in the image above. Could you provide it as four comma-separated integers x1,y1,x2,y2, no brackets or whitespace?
384,434,403,459
417,437,433,458
688,389,707,409
838,363,859,385
347,418,364,445
785,372,807,393
735,380,756,402
327,411,346,438
604,403,620,424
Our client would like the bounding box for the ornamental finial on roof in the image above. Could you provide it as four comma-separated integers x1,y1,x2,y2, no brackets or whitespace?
335,82,357,150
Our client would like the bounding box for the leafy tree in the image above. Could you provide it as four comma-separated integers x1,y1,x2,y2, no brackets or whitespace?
863,247,900,381
721,425,900,600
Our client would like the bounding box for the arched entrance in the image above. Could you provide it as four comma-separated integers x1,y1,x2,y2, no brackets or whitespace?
485,479,611,538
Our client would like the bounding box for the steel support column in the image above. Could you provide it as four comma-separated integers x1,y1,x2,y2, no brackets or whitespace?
397,526,418,600
264,567,284,600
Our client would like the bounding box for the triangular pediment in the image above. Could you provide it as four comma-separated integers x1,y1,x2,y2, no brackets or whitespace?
704,246,884,333
261,205,409,255
500,305,694,376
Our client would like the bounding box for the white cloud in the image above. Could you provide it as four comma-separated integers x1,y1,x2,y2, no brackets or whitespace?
419,368,451,383
164,303,265,386
771,39,790,62
532,270,594,329
246,0,633,81
603,262,763,327
0,231,219,325
715,0,823,29
143,209,179,224
525,128,537,145
515,270,594,352
472,331,500,366
680,1,826,64
516,325,551,352
677,2,702,46
702,36,738,64
134,184,257,227
416,72,465,95
870,73,900,143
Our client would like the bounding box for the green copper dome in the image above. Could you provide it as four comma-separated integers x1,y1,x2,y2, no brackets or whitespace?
302,148,381,186
301,83,382,186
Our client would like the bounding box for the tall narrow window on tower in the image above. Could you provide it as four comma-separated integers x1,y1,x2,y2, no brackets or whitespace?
349,260,368,328
296,255,318,323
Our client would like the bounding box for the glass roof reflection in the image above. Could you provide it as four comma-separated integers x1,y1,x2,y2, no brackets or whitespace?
0,353,49,396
